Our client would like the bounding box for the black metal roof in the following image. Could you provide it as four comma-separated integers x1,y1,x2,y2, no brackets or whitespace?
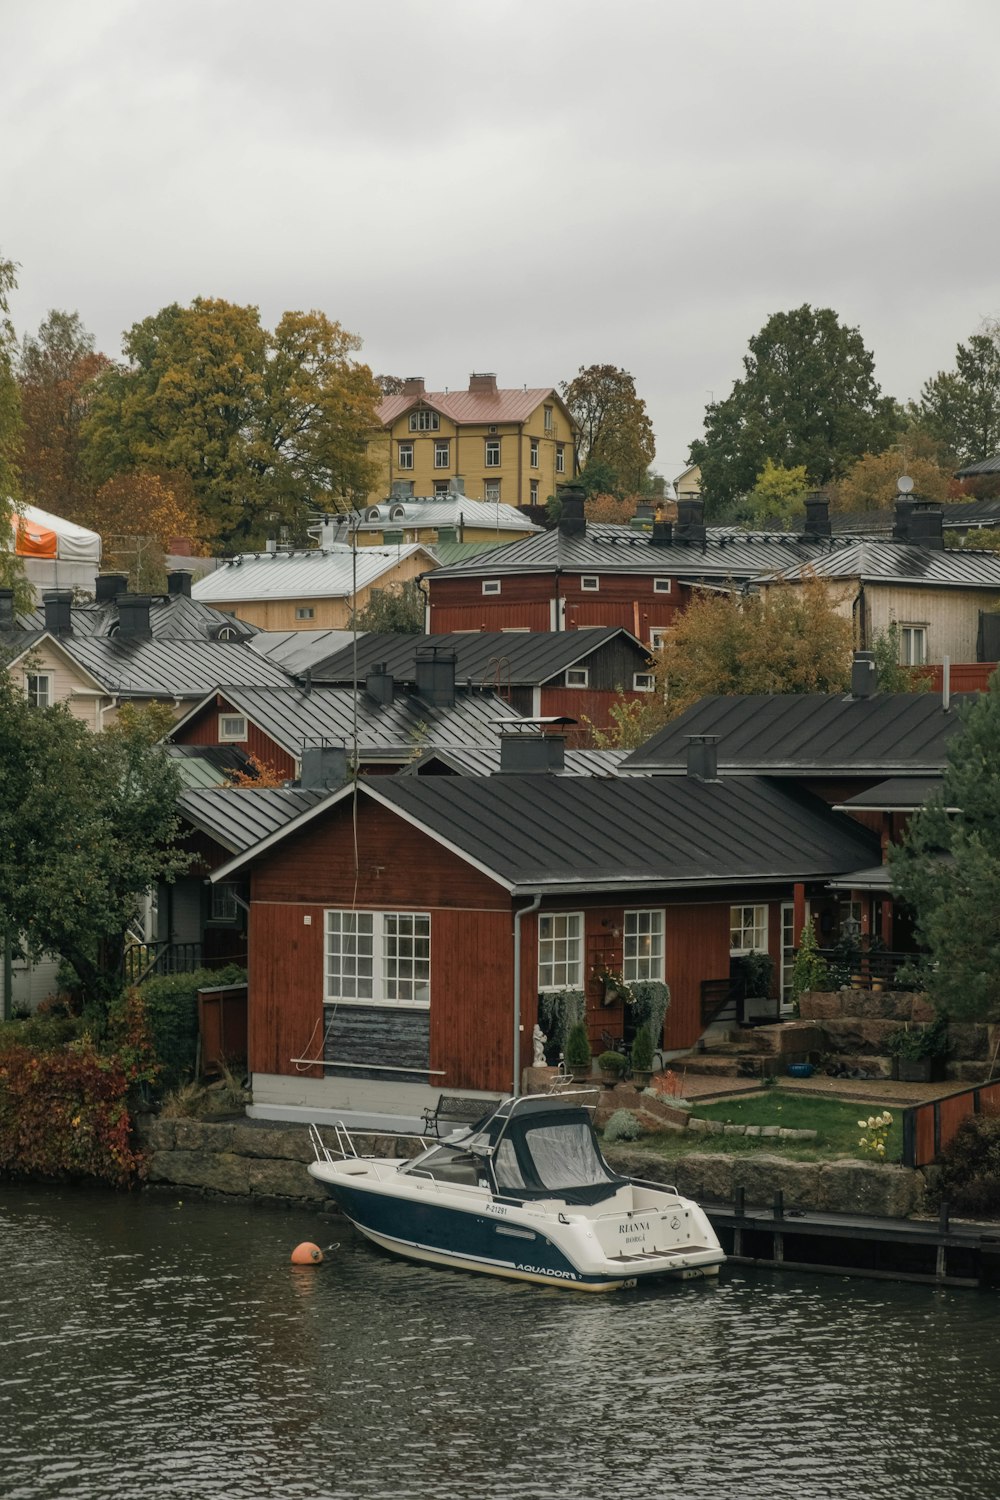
214,774,879,894
425,523,837,581
400,745,628,777
620,692,974,777
178,787,326,853
833,776,946,811
308,628,649,687
956,455,1000,477
246,628,365,675
761,539,1000,587
174,683,518,758
17,593,257,641
53,636,294,698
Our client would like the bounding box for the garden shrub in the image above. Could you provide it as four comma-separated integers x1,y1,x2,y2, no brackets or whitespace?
938,1115,1000,1215
140,964,247,1089
603,1109,643,1144
0,1012,86,1053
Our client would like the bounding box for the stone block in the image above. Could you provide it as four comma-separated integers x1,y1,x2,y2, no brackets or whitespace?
135,1116,176,1152
172,1119,236,1153
946,1023,988,1062
147,1149,251,1196
672,1153,735,1205
705,1118,725,1134
687,1116,709,1133
760,1125,781,1138
910,994,936,1023
247,1158,324,1200
734,1155,822,1210
723,1124,746,1135
744,1125,761,1137
232,1123,313,1162
819,1159,926,1218
798,993,843,1021
634,1094,692,1129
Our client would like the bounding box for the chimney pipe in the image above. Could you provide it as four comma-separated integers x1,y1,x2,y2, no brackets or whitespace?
415,648,457,708
0,588,15,629
365,663,395,707
497,730,567,774
675,498,706,546
557,485,586,538
167,570,192,598
649,520,674,548
43,590,73,637
893,495,915,543
299,741,349,791
116,594,153,640
686,734,719,781
851,649,877,698
802,493,831,538
907,503,944,551
95,573,128,605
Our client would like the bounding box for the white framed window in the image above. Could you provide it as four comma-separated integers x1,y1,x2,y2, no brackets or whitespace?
538,912,583,990
530,480,539,503
211,883,240,923
565,667,588,688
653,578,672,594
580,575,599,591
543,405,553,433
730,904,768,955
633,673,655,692
325,910,430,1007
434,480,450,495
397,441,413,469
434,440,450,468
649,628,671,651
555,445,565,473
530,439,539,467
485,479,501,502
899,625,927,666
295,606,315,621
409,410,439,431
623,909,664,983
485,439,501,466
219,713,248,742
482,579,501,596
25,673,52,708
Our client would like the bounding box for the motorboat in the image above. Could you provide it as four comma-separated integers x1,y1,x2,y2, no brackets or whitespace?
307,1093,725,1292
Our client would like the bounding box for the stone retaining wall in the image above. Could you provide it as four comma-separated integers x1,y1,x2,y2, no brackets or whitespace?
798,989,999,1083
135,1114,929,1221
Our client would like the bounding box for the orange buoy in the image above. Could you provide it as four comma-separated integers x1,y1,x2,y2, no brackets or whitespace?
291,1241,324,1265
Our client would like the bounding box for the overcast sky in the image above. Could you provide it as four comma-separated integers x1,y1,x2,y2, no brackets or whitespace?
4,0,999,480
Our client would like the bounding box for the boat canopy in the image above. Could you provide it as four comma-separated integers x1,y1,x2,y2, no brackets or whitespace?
465,1097,628,1205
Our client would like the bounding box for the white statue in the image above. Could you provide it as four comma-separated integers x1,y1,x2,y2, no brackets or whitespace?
532,1024,546,1067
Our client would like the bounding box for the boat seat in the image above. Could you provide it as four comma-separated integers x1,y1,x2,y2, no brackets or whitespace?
421,1093,498,1137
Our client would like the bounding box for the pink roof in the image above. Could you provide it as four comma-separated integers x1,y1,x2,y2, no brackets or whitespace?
378,386,568,428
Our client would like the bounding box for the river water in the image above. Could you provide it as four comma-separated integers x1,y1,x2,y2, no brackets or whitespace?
2,1181,998,1500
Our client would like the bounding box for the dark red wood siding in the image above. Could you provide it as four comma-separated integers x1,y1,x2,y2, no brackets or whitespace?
427,572,693,643
172,695,296,780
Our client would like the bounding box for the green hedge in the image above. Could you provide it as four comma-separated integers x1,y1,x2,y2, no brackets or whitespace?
141,965,247,1089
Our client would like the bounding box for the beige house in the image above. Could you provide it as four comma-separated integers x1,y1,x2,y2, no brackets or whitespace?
370,374,578,508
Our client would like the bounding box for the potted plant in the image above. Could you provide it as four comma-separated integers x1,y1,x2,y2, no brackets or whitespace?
630,1026,654,1089
597,1050,628,1087
885,1015,950,1082
565,1020,593,1081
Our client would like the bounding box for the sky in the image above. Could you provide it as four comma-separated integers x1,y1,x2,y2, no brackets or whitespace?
4,0,1000,481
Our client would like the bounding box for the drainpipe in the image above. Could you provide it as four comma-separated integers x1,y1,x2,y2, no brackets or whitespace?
513,893,542,1097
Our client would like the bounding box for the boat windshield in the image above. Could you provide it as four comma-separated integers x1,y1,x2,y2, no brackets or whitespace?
494,1118,620,1199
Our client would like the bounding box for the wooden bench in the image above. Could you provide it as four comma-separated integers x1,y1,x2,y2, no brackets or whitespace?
421,1094,497,1137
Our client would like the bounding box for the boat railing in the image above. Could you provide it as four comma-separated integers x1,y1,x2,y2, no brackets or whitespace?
308,1121,433,1164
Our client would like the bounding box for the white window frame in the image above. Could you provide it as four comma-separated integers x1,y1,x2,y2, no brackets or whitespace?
899,624,927,666
530,439,539,467
580,575,599,591
565,667,588,688
295,606,315,621
218,713,248,742
397,441,414,469
530,480,539,504
543,405,553,433
538,911,583,990
434,439,450,468
25,672,52,708
324,909,431,1008
623,909,664,984
433,480,450,496
633,673,655,692
653,578,672,594
409,410,440,432
485,439,501,467
730,904,768,955
482,579,501,596
649,628,670,651
210,883,240,923
555,445,565,473
485,479,501,503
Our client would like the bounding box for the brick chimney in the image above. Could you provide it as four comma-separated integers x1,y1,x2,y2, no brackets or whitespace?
402,377,425,396
469,373,498,396
43,590,73,636
117,594,152,640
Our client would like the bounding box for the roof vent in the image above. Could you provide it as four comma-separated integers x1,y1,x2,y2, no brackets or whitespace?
497,729,566,774
686,734,719,781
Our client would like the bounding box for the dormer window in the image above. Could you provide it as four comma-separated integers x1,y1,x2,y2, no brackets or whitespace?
409,410,440,431
219,713,248,742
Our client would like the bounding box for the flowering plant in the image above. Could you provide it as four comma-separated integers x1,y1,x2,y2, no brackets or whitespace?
858,1111,893,1157
595,968,635,1005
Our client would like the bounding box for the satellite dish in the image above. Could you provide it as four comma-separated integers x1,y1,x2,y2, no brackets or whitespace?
897,475,914,494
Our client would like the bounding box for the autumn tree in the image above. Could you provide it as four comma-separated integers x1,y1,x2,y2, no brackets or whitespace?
350,581,425,633
915,321,1000,470
84,470,201,589
17,310,109,519
0,253,29,609
375,374,406,395
84,299,382,551
689,305,900,515
744,460,810,527
832,449,953,512
560,365,656,494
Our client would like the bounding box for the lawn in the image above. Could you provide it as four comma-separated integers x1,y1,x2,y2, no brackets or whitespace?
632,1088,901,1163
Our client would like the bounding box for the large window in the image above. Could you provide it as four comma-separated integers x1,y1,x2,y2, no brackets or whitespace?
730,904,768,954
899,625,927,666
434,440,450,468
623,909,664,983
530,439,539,467
325,910,430,1007
409,410,440,431
538,912,583,990
397,441,414,469
555,445,565,473
485,439,501,467
25,673,52,708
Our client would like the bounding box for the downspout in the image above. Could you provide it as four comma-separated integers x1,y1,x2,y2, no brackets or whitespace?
513,892,542,1097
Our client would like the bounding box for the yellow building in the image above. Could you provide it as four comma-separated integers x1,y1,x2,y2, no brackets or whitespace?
371,373,578,508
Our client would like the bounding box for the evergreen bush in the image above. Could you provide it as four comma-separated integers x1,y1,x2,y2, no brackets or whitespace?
141,964,247,1088
603,1109,643,1144
565,1020,592,1070
938,1115,1000,1215
630,1025,654,1072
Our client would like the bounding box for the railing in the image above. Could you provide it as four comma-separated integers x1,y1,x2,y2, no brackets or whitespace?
700,978,733,1028
902,1079,1000,1168
814,947,915,991
122,940,211,984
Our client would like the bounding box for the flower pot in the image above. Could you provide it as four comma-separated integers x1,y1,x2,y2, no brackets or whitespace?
897,1057,937,1083
600,1070,622,1088
632,1068,652,1090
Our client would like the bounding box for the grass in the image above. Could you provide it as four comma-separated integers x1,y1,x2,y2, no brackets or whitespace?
630,1087,902,1163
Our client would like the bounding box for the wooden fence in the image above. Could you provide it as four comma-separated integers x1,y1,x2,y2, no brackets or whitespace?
902,1079,1000,1168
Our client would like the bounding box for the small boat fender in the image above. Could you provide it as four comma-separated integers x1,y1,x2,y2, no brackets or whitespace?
290,1242,324,1265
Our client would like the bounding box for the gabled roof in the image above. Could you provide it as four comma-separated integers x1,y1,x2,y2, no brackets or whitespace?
833,776,947,812
401,746,629,777
16,592,258,642
246,628,364,676
620,692,973,777
210,774,879,895
169,683,518,759
308,628,649,687
378,387,568,428
177,787,326,853
337,498,540,536
759,539,1000,588
425,523,837,581
191,544,436,604
167,745,253,789
53,636,293,699
956,454,1000,477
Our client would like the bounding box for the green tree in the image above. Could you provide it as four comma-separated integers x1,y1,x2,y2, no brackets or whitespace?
350,580,425,633
889,676,1000,1021
18,310,109,519
0,253,30,608
689,305,900,515
916,322,1000,468
745,459,810,527
560,365,655,494
0,684,189,1018
84,299,382,551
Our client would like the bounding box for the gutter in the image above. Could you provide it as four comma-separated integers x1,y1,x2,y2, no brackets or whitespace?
512,892,542,1096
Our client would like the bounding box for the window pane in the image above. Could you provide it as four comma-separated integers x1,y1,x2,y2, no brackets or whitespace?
384,912,430,1005
538,913,582,989
326,911,374,999
623,910,664,982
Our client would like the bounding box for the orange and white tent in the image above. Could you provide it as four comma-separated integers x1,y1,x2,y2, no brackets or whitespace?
7,505,101,564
